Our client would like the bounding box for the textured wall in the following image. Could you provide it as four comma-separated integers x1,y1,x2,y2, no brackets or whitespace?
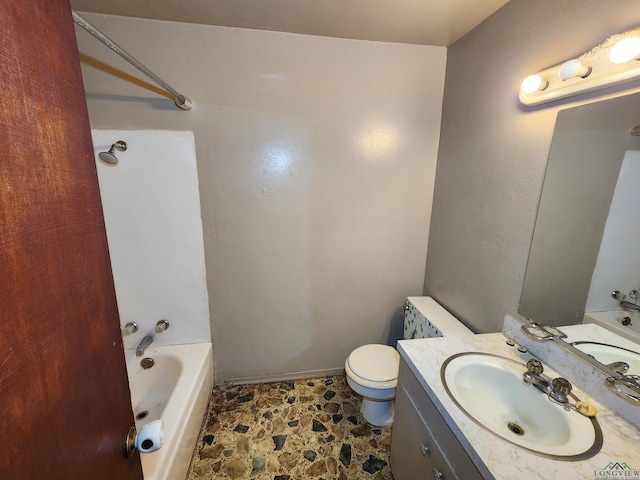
75,14,446,382
425,0,640,332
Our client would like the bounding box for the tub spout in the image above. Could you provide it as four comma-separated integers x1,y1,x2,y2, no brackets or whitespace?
136,335,153,356
620,300,640,312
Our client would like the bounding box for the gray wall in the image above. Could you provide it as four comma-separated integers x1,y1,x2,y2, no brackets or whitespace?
425,0,640,333
75,14,447,383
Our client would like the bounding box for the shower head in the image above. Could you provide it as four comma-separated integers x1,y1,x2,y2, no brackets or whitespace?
98,140,127,166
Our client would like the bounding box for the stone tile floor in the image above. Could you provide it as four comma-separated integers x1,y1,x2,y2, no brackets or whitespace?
186,375,394,479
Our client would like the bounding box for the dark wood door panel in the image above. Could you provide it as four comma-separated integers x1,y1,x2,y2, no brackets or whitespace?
0,1,143,478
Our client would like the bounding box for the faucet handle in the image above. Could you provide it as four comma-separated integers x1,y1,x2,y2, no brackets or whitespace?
549,377,573,405
526,359,544,375
123,322,138,336
612,290,626,300
551,377,572,396
155,319,170,333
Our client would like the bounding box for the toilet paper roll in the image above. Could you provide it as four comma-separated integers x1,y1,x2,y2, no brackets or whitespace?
135,420,164,454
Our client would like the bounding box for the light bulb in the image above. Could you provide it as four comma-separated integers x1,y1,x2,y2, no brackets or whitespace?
520,75,547,94
609,37,640,64
558,59,591,80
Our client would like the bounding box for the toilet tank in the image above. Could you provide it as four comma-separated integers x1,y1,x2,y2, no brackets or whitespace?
403,297,473,339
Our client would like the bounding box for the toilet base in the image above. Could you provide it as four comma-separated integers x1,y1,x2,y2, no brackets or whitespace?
360,398,394,427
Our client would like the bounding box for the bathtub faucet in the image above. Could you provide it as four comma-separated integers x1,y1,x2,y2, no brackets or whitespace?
136,335,154,356
620,300,640,313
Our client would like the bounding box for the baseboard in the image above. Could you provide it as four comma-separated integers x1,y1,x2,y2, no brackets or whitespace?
222,367,346,386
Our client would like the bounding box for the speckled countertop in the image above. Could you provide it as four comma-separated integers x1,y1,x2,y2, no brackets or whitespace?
397,333,640,479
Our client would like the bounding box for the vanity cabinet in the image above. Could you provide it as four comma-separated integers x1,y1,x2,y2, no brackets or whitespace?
391,358,485,480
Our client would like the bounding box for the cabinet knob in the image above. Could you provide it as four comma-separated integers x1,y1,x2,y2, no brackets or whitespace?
432,468,444,479
420,443,430,456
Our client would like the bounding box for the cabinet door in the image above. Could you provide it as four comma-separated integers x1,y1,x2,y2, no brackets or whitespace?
391,383,457,480
391,358,486,480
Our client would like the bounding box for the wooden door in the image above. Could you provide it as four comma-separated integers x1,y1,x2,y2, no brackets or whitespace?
0,1,144,478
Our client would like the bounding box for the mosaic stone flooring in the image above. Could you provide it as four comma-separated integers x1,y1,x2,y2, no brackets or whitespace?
186,375,394,480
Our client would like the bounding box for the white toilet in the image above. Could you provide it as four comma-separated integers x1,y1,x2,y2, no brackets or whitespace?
344,296,473,427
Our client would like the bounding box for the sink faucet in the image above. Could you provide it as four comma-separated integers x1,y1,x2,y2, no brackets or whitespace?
620,300,640,312
136,335,153,356
522,359,573,405
522,359,549,390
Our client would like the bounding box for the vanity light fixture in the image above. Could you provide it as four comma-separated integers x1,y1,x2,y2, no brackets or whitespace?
558,59,591,81
609,37,640,64
519,28,640,106
520,74,547,94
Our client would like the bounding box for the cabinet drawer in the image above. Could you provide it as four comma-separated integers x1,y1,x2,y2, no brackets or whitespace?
391,358,485,480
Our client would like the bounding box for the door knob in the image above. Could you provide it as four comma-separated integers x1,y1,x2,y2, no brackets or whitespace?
125,426,137,458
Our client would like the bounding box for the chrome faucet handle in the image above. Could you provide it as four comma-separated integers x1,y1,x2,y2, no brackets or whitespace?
526,359,544,375
123,322,138,336
630,290,638,301
612,290,626,300
155,319,170,333
549,377,572,403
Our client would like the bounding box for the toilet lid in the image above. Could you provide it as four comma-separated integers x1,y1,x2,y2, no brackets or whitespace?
347,344,399,382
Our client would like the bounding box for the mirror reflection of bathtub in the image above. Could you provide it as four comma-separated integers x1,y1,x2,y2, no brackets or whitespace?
583,310,640,345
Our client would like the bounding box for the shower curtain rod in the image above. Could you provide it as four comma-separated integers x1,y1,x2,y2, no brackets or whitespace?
72,11,193,111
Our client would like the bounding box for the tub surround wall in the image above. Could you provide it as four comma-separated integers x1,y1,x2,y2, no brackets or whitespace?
77,14,447,383
92,129,211,349
586,150,640,312
425,0,640,333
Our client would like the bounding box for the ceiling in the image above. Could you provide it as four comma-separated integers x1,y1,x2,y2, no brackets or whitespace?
70,0,510,46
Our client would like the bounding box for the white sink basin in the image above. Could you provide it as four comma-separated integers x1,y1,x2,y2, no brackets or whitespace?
441,352,602,460
572,342,640,376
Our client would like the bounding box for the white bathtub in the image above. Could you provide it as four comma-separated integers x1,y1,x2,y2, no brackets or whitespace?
583,310,640,344
125,342,213,480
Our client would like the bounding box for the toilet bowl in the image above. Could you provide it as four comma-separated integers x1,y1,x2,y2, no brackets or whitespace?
345,297,473,427
344,344,399,427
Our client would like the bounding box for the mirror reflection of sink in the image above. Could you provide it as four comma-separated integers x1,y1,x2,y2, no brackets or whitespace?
441,352,602,460
571,342,640,376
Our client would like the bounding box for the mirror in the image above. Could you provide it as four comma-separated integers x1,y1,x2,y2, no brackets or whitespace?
519,92,640,352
